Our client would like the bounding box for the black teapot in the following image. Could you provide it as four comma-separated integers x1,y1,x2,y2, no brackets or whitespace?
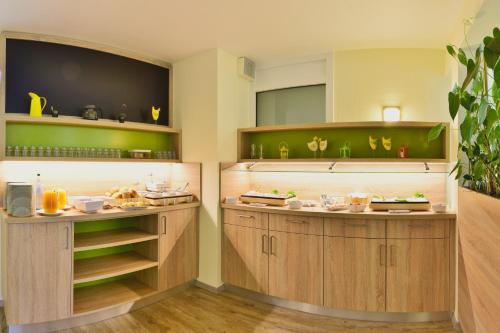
82,105,103,120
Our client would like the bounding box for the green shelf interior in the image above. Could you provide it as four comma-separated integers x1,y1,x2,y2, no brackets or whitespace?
6,122,175,153
243,126,446,160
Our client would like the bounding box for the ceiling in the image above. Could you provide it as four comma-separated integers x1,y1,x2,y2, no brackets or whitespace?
0,0,483,67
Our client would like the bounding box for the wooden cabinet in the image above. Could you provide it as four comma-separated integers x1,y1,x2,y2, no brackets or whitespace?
269,231,323,305
6,222,72,325
224,209,268,229
159,208,198,291
386,238,450,312
222,224,269,293
324,237,386,312
324,218,385,238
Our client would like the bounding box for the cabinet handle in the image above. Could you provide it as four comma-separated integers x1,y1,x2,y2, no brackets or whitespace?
390,245,396,266
262,235,268,254
237,214,254,219
285,218,308,224
162,216,167,234
379,244,386,266
270,236,277,256
65,226,70,250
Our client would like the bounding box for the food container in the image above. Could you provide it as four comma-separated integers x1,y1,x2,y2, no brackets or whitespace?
348,204,367,213
225,196,237,204
288,200,303,210
349,192,369,205
432,203,447,213
73,197,104,213
128,150,152,159
240,191,295,207
145,192,193,206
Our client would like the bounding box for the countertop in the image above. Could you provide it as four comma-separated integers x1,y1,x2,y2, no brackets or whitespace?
1,202,200,224
221,202,456,220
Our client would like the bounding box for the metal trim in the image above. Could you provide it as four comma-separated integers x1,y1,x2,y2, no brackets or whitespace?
225,284,451,323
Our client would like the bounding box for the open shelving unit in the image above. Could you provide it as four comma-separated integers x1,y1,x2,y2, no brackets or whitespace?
72,215,160,315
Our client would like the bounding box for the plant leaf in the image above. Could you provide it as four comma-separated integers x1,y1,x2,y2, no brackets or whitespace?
446,45,456,58
494,27,500,39
478,99,489,124
428,123,445,142
484,33,500,69
449,161,460,175
458,49,468,66
462,58,479,90
448,92,460,120
495,58,500,87
485,107,497,132
461,113,473,142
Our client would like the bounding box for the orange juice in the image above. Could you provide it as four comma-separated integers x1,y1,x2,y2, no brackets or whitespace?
43,190,59,214
57,189,67,209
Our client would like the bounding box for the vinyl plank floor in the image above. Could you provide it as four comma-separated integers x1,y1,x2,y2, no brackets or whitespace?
48,287,456,332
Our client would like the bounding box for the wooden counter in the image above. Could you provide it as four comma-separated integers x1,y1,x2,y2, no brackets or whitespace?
1,201,200,224
220,202,456,220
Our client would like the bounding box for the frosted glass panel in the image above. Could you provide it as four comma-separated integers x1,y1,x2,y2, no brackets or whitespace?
256,84,325,126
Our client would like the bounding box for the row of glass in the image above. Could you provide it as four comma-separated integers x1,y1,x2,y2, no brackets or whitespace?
5,146,177,160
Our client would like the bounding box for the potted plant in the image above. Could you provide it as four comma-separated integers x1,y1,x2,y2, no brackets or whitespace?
430,27,500,333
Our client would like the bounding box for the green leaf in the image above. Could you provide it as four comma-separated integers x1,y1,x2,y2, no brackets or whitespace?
494,27,500,39
473,162,485,179
461,114,473,142
460,91,476,111
458,49,468,66
478,99,489,124
446,45,456,58
485,107,498,132
463,174,473,181
495,58,500,87
484,33,500,69
449,161,460,175
462,58,479,90
428,123,445,142
455,164,463,180
493,81,500,101
448,92,460,120
472,75,483,95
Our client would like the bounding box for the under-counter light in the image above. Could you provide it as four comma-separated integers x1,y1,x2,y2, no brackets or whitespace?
382,106,401,122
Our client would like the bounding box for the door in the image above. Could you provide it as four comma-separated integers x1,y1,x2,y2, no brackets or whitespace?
6,222,72,324
324,236,386,312
222,224,269,293
386,238,450,312
269,231,323,305
159,208,198,291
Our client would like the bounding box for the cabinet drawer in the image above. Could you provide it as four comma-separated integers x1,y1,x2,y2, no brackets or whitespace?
324,218,385,238
269,214,323,235
224,209,268,229
387,219,449,239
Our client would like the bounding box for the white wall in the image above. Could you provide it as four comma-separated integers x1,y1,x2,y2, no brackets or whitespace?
173,48,252,288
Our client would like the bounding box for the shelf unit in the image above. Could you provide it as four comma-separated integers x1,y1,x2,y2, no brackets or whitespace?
237,122,449,163
2,156,181,163
74,228,159,252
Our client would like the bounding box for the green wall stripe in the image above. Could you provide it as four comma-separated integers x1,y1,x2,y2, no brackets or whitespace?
74,218,137,234
246,127,444,159
6,123,173,152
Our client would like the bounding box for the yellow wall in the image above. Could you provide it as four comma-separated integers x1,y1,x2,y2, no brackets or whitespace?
173,49,252,288
333,49,450,122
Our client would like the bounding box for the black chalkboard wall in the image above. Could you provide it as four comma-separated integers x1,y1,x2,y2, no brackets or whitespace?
6,38,169,125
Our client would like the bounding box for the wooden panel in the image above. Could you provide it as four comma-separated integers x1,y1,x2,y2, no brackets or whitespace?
386,238,449,312
6,222,72,324
222,224,268,294
73,252,158,284
324,236,386,312
268,231,323,305
224,208,268,229
170,162,202,201
269,213,323,235
324,218,385,238
458,188,500,333
159,208,198,291
387,219,449,239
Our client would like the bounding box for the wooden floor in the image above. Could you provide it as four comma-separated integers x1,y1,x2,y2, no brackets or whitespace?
53,287,456,333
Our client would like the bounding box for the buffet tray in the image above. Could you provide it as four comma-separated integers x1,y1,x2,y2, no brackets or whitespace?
240,194,294,207
369,201,430,211
146,194,193,206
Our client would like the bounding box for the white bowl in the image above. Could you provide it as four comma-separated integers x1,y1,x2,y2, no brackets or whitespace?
288,200,303,210
432,203,447,213
348,204,367,213
225,196,237,204
74,198,104,213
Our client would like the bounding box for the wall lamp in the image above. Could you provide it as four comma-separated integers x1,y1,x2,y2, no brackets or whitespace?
383,106,401,122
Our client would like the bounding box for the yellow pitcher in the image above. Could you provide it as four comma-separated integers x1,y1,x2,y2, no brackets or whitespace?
28,92,47,117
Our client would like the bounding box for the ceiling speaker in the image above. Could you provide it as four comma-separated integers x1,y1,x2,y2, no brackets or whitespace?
238,57,255,81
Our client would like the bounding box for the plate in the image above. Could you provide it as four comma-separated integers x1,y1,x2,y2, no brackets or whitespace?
37,209,64,216
62,205,72,211
119,206,149,211
326,204,348,211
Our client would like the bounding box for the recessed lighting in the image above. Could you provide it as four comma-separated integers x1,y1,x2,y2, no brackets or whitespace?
383,106,401,122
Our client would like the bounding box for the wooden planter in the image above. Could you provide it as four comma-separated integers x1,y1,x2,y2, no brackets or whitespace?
458,187,500,333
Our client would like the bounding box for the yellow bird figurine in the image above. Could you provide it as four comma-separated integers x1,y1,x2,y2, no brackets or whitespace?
382,137,392,151
369,136,378,150
152,106,161,124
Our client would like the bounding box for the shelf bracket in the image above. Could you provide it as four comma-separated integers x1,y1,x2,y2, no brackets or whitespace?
328,162,336,171
246,162,257,170
424,162,430,171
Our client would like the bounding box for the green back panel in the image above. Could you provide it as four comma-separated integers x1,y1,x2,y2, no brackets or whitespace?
73,274,133,289
6,123,173,151
246,127,445,159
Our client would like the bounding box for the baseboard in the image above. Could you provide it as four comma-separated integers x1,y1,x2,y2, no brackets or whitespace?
194,280,225,294
452,314,463,333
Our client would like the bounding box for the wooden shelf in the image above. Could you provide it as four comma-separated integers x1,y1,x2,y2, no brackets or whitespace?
2,113,179,134
74,228,158,252
239,158,448,163
73,278,156,314
2,156,180,163
74,252,158,284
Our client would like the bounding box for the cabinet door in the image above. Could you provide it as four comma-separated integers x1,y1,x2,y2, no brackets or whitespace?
159,208,198,291
269,231,323,305
324,237,386,312
386,238,449,312
222,224,269,294
6,222,72,324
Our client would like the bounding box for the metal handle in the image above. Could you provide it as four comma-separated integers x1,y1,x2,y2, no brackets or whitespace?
237,214,254,219
285,218,308,224
379,244,386,266
65,226,70,250
162,216,167,234
270,236,276,255
390,245,396,266
262,235,268,254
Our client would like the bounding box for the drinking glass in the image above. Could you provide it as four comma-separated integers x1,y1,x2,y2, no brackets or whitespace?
90,148,96,158
57,189,67,209
61,147,68,158
53,147,60,157
96,148,102,158
38,146,44,157
166,151,173,159
30,146,37,157
42,190,59,214
68,147,75,158
6,145,13,156
22,146,28,157
14,146,20,157
103,148,109,158
45,146,52,157
172,151,177,160
83,147,89,158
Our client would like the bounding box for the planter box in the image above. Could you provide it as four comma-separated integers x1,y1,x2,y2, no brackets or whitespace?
458,187,500,333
